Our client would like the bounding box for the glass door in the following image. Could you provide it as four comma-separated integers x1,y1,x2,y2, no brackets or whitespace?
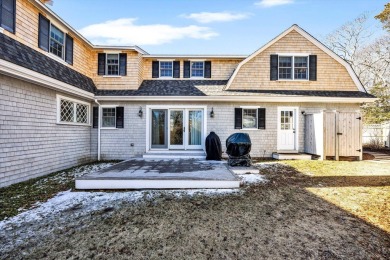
187,109,203,149
169,109,184,149
151,109,168,149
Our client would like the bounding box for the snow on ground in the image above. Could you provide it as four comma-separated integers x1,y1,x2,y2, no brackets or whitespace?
239,173,267,184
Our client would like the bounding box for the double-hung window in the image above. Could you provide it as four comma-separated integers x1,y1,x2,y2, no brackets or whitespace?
278,56,308,80
106,54,119,76
50,24,65,59
102,108,116,128
57,95,90,125
159,61,173,77
191,61,204,78
242,109,258,129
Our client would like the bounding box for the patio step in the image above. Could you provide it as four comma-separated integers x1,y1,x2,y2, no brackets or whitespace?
272,153,312,160
143,151,206,159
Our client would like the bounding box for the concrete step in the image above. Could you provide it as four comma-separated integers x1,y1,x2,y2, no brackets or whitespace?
272,153,312,160
143,151,206,159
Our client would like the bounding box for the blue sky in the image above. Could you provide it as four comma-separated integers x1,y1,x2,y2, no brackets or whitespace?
50,0,388,55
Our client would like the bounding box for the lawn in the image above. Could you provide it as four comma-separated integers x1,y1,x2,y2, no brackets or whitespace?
0,160,389,259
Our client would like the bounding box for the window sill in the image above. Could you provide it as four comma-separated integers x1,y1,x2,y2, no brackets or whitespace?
102,75,122,78
190,77,205,79
241,128,259,131
47,52,69,66
277,79,309,82
56,122,91,127
101,127,118,130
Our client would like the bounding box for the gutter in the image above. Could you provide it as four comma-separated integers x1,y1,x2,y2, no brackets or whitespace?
94,99,101,161
94,95,377,103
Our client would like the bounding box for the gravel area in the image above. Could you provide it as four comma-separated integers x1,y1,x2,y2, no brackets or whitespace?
0,162,389,259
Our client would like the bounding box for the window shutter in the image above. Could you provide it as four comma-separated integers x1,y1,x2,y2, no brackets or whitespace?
119,53,127,76
204,61,211,78
234,108,243,129
270,55,278,81
116,107,124,128
309,55,317,81
258,108,266,129
1,0,15,33
98,53,106,75
38,14,50,51
183,61,190,78
93,107,99,128
65,34,74,65
152,61,159,78
173,61,180,78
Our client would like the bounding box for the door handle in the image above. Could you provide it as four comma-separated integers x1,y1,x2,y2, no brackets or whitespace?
337,133,343,135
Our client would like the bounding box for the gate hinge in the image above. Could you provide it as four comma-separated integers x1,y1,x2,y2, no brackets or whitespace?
356,117,361,120
356,149,361,152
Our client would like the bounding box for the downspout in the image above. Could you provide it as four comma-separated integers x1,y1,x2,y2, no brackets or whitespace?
94,99,101,161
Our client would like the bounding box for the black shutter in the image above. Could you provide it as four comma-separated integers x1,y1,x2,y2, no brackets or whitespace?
183,61,190,78
38,14,50,51
65,34,73,65
173,61,180,78
1,0,15,33
204,61,211,78
258,108,266,129
116,107,124,128
309,55,317,81
270,54,278,81
93,107,99,128
234,108,243,129
119,53,127,76
152,61,159,78
98,53,106,75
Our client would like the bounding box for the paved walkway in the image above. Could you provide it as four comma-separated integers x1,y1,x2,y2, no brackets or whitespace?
365,151,390,163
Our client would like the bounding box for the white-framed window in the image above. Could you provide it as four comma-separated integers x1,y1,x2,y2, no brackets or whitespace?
191,61,204,78
102,107,116,128
106,54,119,76
278,56,308,80
57,95,90,125
50,24,65,59
159,61,173,77
243,108,258,129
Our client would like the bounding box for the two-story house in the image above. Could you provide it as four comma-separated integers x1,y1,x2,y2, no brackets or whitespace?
0,0,376,187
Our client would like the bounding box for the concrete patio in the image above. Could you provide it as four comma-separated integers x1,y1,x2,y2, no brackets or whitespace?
75,159,242,189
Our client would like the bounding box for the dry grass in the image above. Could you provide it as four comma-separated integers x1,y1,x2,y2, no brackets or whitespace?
283,160,390,233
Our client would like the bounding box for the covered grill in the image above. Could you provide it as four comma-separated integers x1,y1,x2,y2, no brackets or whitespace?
226,133,252,167
205,131,222,161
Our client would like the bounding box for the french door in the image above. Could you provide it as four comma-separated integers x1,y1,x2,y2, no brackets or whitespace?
151,108,203,150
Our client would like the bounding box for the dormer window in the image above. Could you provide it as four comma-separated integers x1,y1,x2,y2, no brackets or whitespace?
160,61,173,77
278,56,308,80
106,54,119,76
191,61,204,78
50,24,65,59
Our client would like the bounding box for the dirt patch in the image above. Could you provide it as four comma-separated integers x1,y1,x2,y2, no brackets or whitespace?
1,162,389,259
363,152,375,160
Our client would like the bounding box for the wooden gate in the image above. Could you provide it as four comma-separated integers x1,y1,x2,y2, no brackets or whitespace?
323,111,362,160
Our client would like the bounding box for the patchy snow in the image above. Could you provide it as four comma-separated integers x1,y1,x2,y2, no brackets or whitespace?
239,174,267,184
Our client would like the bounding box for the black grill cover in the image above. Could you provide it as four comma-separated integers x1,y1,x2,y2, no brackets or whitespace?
205,132,222,160
226,133,252,157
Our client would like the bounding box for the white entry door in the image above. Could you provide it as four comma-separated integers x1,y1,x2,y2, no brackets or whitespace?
278,108,297,151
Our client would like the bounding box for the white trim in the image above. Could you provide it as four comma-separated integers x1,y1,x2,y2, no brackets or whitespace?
102,75,122,78
278,55,309,81
226,24,366,92
46,52,69,66
277,106,299,151
0,59,95,100
144,54,246,59
159,61,174,78
95,95,376,103
276,53,311,56
190,61,205,78
0,27,4,33
103,50,123,54
56,94,91,126
240,106,261,108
